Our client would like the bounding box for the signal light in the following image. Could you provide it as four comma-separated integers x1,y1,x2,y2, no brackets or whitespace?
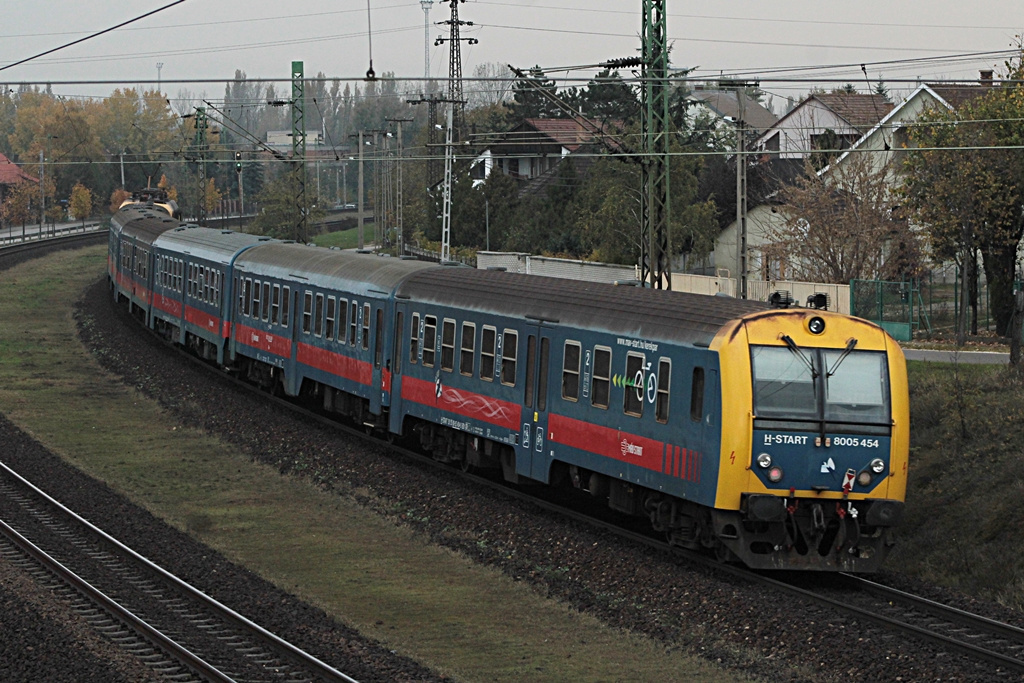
234,151,242,173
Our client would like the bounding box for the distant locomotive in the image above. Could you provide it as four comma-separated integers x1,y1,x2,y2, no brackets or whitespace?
118,187,180,220
109,205,909,572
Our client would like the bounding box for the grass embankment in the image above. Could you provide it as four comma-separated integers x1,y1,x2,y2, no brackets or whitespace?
886,358,1024,606
314,226,369,250
0,248,743,682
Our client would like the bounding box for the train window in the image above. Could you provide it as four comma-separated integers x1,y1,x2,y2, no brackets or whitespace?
302,291,313,334
272,285,281,325
410,313,420,365
423,315,437,367
441,319,456,372
374,309,384,368
349,302,358,345
656,359,671,423
501,330,518,386
252,280,262,319
204,267,211,303
186,264,193,297
325,296,336,340
537,337,550,411
561,341,581,401
480,326,496,381
338,298,348,339
624,353,644,417
591,346,611,409
314,293,325,337
362,303,371,350
525,335,537,408
460,323,475,376
261,282,270,321
282,287,291,326
243,278,253,317
690,367,705,422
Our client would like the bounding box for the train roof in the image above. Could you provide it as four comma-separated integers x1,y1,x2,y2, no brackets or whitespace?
398,268,770,347
153,226,276,265
234,243,437,297
111,206,185,244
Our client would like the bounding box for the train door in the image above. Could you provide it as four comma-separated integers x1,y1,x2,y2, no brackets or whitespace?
369,303,385,415
387,303,408,433
698,368,720,472
518,326,553,482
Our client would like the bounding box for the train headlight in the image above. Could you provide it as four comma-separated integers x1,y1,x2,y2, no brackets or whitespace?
870,458,886,474
756,453,772,469
807,316,826,335
857,471,873,487
767,466,784,483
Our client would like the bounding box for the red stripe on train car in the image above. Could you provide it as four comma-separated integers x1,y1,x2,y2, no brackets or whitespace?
184,305,221,334
234,322,293,358
547,414,665,473
296,342,372,385
401,376,521,431
152,293,182,318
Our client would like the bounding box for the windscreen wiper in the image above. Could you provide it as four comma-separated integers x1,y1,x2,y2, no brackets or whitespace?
780,334,817,379
827,338,858,377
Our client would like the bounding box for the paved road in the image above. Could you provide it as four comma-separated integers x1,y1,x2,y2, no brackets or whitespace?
903,348,1009,364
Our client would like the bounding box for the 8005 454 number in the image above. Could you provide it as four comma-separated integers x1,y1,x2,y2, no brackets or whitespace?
833,436,880,448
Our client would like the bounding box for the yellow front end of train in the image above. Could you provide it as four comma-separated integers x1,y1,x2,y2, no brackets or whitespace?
709,308,908,571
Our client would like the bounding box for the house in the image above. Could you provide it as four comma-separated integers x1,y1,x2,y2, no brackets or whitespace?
755,92,895,158
687,87,778,136
0,152,38,208
471,117,621,184
716,82,989,283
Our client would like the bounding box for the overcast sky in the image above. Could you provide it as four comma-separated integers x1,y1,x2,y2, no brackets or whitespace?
3,1,1023,109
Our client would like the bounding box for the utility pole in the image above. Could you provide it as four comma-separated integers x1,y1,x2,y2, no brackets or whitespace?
441,104,454,262
640,0,671,289
156,62,163,93
291,60,307,242
39,149,44,237
386,117,413,254
193,106,208,224
358,130,365,249
434,0,476,142
721,79,758,299
421,0,432,83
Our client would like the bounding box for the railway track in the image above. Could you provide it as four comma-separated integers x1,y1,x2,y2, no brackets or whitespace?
0,445,357,682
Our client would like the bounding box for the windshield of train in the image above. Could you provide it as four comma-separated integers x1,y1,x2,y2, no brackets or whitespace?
751,345,890,425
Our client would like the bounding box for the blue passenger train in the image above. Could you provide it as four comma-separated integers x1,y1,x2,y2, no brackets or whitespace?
109,205,909,572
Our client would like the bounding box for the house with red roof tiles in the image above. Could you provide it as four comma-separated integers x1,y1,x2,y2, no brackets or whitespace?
0,152,38,208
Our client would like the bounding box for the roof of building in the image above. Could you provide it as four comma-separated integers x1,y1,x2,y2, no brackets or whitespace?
0,152,38,185
812,93,895,131
519,117,622,152
689,89,778,133
924,82,991,110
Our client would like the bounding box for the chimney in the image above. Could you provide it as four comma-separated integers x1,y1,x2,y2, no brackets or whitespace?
980,69,994,85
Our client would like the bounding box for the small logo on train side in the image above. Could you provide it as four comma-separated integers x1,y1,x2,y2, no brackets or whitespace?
821,457,836,474
620,439,643,458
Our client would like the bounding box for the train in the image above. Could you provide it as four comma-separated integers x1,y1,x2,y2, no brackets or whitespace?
108,204,909,572
118,187,180,220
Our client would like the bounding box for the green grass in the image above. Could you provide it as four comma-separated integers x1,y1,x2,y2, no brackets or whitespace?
0,247,748,682
313,225,372,250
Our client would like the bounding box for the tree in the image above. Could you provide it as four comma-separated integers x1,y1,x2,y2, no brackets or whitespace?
765,153,923,283
504,66,562,120
902,53,1024,337
578,70,640,124
70,183,93,225
109,188,130,213
1,181,35,228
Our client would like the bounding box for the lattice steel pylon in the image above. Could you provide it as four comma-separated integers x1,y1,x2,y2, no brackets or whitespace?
291,60,307,242
193,106,208,224
640,0,671,289
435,0,475,142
